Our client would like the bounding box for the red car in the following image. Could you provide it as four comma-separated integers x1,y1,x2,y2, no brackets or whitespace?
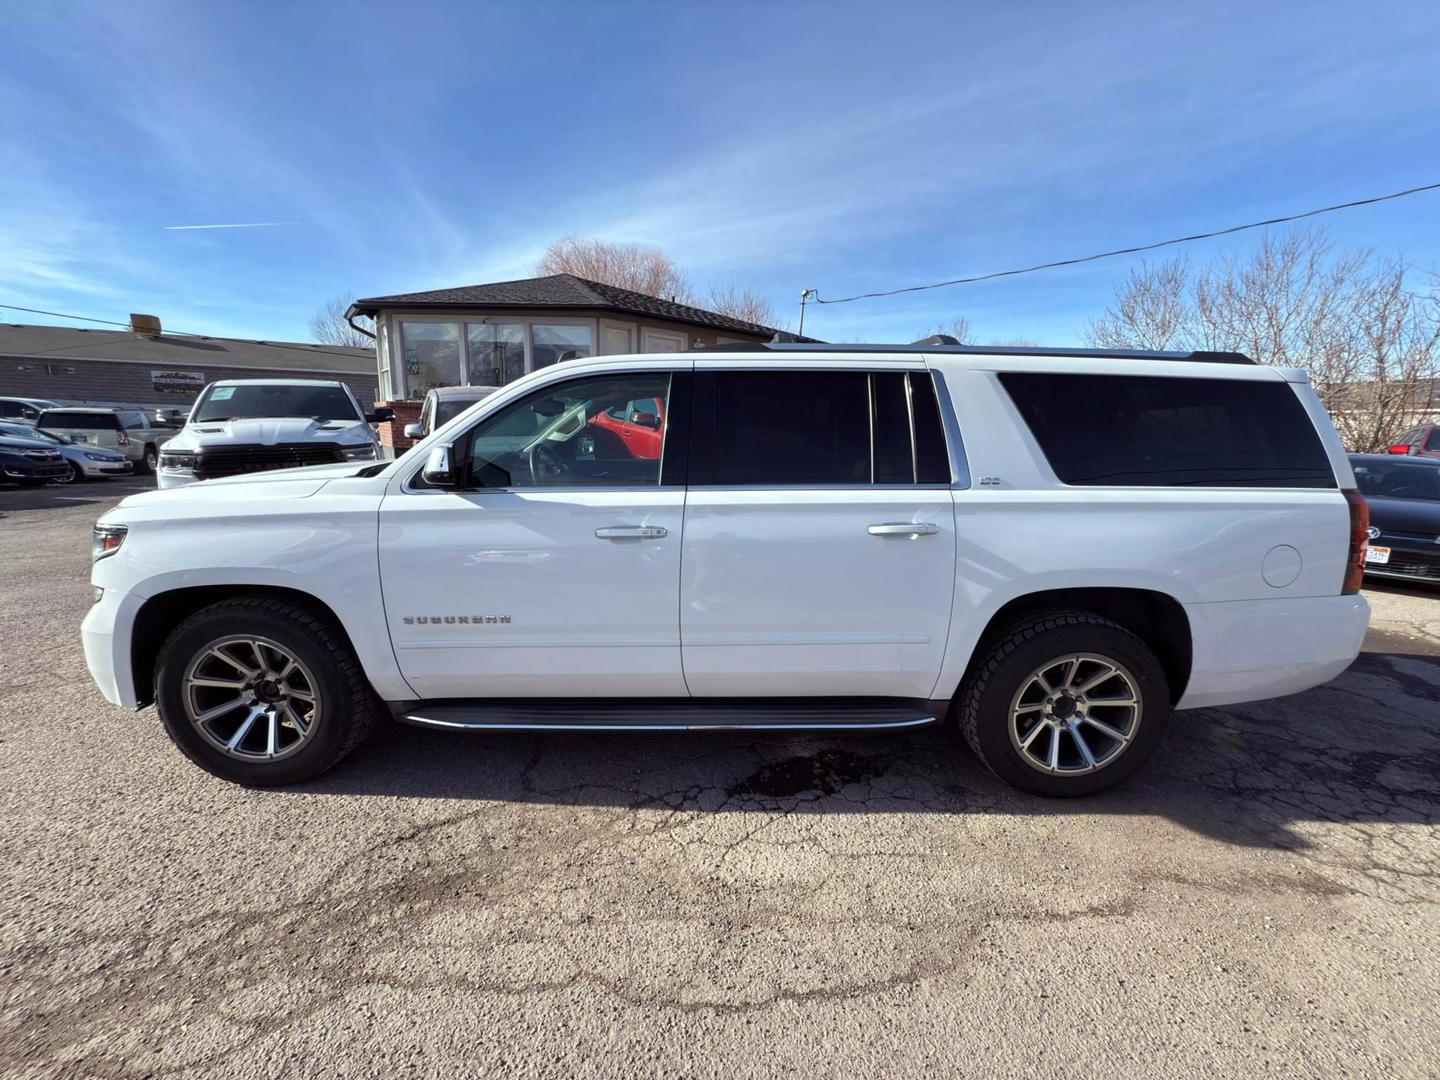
1387,422,1440,459
588,394,665,459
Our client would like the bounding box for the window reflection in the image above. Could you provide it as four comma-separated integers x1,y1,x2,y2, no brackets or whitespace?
466,323,525,385
400,322,462,395
532,324,593,369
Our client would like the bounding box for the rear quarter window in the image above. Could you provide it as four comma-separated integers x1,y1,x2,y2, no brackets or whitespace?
999,373,1335,488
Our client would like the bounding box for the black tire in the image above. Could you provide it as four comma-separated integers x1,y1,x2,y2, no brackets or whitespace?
137,444,157,475
958,609,1170,797
53,461,84,485
154,596,380,785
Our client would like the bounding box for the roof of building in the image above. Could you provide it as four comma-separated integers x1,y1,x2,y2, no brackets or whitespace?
0,323,374,374
350,273,809,339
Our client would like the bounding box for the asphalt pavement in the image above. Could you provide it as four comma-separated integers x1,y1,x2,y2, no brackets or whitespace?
1,476,1437,1078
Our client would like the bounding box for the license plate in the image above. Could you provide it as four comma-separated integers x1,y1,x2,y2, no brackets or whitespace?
1365,546,1391,565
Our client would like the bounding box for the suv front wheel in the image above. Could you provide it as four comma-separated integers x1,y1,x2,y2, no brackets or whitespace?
958,609,1171,797
154,597,379,785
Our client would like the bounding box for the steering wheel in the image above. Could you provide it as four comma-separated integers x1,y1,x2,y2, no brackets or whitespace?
528,442,567,483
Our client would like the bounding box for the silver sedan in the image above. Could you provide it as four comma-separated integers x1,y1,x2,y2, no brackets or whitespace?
0,421,134,483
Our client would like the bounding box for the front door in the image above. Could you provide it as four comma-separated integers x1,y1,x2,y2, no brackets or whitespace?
680,368,957,699
378,366,690,699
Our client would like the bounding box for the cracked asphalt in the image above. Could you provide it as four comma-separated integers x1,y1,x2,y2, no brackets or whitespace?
2,477,1438,1078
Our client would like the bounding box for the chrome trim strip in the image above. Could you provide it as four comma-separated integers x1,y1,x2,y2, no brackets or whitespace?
402,714,939,733
927,369,971,490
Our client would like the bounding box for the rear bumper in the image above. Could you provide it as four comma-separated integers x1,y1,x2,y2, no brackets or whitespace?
1177,594,1370,710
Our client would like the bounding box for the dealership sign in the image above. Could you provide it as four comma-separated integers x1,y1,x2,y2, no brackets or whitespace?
151,370,206,394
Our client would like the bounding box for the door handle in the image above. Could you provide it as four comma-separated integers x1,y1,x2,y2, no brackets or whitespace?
595,525,668,540
868,522,939,537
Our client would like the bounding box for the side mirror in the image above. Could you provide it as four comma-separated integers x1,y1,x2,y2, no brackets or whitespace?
367,407,396,423
403,422,423,440
631,411,659,429
421,445,456,486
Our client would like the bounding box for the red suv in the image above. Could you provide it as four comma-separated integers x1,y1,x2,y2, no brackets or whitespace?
1387,423,1440,459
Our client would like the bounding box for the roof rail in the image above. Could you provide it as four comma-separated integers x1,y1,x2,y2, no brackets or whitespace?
693,341,1255,364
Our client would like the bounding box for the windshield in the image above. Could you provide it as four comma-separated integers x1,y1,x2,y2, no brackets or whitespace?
193,384,361,423
1352,459,1440,501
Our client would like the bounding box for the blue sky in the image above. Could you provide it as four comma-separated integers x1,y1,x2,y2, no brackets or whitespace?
2,1,1439,345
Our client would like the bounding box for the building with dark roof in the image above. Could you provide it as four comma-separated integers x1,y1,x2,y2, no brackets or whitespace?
0,317,377,409
348,274,809,400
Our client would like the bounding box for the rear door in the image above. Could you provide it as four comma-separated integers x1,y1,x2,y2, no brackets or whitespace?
679,366,957,698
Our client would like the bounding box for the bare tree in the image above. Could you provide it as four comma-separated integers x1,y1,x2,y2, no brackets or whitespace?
309,294,373,349
705,284,778,327
537,237,691,300
922,316,974,344
1084,228,1440,451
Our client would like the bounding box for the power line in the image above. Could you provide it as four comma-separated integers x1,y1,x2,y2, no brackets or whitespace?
0,302,373,361
812,180,1440,306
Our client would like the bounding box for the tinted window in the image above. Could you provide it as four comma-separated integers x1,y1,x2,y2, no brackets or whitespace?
872,373,912,483
193,384,360,422
1426,429,1440,452
39,411,121,430
1000,373,1335,488
461,372,671,488
1351,459,1440,501
435,397,485,427
909,374,951,483
710,372,870,485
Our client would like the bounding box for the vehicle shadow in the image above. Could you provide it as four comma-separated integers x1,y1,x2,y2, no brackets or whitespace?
0,476,150,511
300,650,1440,853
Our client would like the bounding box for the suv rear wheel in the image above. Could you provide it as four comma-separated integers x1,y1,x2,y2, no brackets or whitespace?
958,609,1170,797
138,444,157,474
154,597,379,785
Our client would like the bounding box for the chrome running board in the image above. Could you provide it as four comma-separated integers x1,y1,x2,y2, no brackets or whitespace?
401,698,943,733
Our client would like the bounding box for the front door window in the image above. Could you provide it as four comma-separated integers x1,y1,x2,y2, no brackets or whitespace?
463,372,671,488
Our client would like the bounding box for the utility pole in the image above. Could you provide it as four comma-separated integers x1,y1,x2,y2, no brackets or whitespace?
798,289,818,337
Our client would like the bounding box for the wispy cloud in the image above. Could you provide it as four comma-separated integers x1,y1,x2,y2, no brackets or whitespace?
161,222,300,231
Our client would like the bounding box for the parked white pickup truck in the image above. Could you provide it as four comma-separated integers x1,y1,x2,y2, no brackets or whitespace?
155,378,390,488
83,343,1371,796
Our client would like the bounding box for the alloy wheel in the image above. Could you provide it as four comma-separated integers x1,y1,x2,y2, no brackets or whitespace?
1008,653,1142,776
181,636,321,761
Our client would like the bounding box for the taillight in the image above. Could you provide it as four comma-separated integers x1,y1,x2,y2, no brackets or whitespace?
115,430,129,445
1342,489,1369,595
1387,443,1411,455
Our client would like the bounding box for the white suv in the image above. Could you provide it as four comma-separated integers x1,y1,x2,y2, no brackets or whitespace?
83,344,1371,796
155,379,388,488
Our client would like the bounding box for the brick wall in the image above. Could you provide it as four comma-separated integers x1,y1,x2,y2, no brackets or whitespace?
375,400,422,454
0,357,378,411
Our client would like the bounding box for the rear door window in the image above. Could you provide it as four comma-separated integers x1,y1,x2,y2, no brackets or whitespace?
1426,428,1440,452
999,373,1335,488
689,370,953,486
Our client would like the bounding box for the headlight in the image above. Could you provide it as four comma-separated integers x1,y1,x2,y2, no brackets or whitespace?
92,523,128,563
84,451,115,461
342,444,377,460
159,450,197,470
